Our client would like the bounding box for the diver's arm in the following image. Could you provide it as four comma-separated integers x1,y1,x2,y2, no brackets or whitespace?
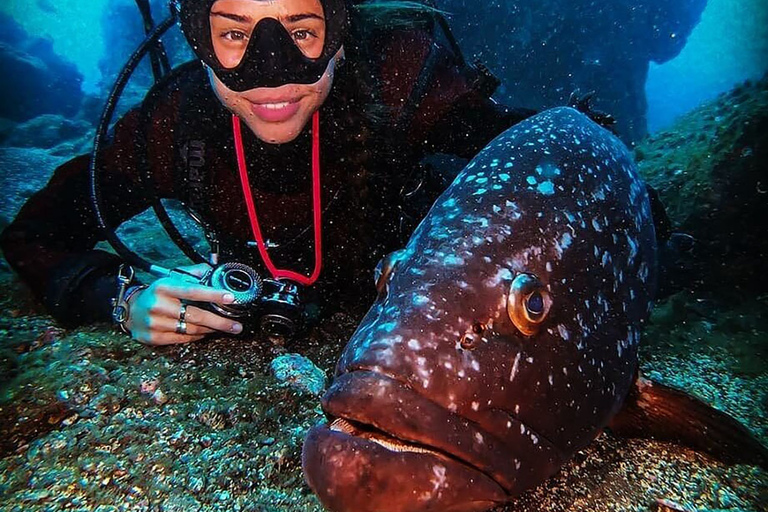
0,110,154,327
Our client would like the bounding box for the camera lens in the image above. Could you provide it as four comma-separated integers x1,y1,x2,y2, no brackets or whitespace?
258,279,304,340
260,314,296,339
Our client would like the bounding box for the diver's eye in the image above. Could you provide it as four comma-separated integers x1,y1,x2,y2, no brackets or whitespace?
507,274,552,336
221,29,248,43
374,249,406,296
292,29,313,41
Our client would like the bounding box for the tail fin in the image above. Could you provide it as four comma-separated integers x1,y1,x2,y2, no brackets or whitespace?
608,375,768,469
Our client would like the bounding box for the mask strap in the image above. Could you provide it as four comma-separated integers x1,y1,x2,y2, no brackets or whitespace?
232,112,323,286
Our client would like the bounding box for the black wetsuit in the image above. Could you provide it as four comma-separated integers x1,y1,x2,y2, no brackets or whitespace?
1,25,536,328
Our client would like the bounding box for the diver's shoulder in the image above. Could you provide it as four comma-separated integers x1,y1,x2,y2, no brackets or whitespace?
136,60,222,127
145,60,209,99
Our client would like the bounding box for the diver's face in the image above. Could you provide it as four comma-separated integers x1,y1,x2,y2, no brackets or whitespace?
208,0,338,144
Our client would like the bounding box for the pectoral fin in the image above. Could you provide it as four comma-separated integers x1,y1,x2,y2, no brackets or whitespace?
609,374,768,469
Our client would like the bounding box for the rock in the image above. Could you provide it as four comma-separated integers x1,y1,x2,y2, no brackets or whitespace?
151,388,168,405
32,326,65,350
270,353,327,395
159,494,203,511
0,147,67,231
436,0,706,143
655,498,691,511
637,75,768,295
3,114,92,150
0,14,83,122
0,117,17,144
139,377,160,396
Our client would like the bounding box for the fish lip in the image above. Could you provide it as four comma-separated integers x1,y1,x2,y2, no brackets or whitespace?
303,423,507,512
319,369,520,492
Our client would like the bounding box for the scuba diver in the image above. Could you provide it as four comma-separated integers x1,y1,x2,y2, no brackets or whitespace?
1,0,617,346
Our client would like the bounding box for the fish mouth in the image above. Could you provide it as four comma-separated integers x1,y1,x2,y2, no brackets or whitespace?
301,371,511,512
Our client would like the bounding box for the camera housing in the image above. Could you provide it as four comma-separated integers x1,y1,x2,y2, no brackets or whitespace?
187,262,305,340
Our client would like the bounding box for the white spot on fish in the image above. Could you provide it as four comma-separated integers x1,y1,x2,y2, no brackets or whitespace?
485,267,513,288
510,353,521,382
444,255,464,266
430,465,447,495
537,181,555,195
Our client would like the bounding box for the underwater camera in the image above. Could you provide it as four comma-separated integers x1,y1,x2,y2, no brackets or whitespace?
181,263,305,340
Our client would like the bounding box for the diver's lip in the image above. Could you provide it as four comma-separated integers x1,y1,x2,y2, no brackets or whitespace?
249,99,301,123
244,89,304,104
320,370,520,491
250,96,302,105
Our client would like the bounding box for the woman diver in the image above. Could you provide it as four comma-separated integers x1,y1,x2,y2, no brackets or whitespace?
1,0,606,346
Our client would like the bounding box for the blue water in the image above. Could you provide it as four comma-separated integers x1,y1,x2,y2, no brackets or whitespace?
645,0,768,131
1,0,111,93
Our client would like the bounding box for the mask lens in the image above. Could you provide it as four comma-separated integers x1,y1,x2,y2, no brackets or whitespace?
208,1,327,70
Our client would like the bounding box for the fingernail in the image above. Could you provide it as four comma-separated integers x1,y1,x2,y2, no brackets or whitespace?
223,293,235,303
231,323,243,334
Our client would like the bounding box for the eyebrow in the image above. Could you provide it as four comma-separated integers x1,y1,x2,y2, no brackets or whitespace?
210,11,325,24
285,13,324,23
210,11,250,22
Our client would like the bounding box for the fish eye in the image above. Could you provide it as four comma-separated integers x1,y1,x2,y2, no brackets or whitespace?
526,292,545,317
507,274,552,336
374,249,405,296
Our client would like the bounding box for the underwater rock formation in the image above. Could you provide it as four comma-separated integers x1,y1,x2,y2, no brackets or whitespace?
2,114,92,151
0,148,67,232
0,14,84,122
437,0,707,143
636,74,768,296
97,0,194,94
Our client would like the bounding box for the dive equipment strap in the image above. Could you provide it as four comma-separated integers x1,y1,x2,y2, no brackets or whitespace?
232,112,323,287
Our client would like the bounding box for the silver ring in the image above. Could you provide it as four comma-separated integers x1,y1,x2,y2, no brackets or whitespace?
175,320,187,335
179,303,188,322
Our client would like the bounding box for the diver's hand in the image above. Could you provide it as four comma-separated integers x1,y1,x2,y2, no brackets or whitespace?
125,264,244,346
568,90,617,132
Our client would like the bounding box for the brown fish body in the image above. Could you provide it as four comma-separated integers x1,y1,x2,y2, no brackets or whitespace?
303,108,658,511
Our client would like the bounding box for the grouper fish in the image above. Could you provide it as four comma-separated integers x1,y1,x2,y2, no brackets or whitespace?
302,108,768,512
